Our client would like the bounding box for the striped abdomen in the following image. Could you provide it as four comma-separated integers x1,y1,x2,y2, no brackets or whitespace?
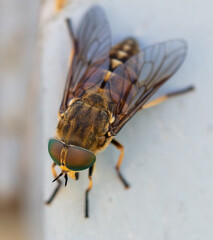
109,38,139,71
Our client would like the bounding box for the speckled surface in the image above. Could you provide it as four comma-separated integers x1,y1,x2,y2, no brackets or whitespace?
41,1,213,239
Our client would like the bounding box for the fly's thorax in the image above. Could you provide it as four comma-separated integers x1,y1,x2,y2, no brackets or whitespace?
82,92,109,109
56,95,113,152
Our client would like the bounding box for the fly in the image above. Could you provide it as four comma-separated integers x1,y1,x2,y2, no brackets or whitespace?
45,6,194,218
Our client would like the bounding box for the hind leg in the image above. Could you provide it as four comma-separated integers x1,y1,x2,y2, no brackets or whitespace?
142,85,194,110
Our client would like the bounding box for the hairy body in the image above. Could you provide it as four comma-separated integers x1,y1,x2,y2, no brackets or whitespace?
46,7,192,218
56,38,139,153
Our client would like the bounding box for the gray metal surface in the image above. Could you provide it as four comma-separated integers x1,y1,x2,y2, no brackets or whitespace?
41,1,213,239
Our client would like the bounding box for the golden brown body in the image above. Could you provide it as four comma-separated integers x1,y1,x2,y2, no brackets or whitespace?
56,38,140,153
46,7,192,218
56,92,112,153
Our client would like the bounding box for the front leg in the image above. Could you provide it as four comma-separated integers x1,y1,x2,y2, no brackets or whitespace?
45,163,62,204
111,139,130,188
85,164,95,218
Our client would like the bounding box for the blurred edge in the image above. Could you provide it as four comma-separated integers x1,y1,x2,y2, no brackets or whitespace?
0,0,42,240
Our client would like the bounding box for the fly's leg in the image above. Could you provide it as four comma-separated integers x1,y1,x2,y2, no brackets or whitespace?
65,18,75,45
111,139,130,189
45,163,62,204
75,172,79,180
85,164,95,218
142,85,194,109
68,171,79,180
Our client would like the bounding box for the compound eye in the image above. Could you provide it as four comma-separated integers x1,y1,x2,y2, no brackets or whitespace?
65,145,96,171
48,139,64,166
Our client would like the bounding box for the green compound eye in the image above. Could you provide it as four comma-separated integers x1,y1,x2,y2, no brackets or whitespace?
65,145,96,171
48,139,96,171
48,139,64,166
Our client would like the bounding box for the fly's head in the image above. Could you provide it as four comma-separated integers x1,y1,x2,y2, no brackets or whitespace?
48,138,96,171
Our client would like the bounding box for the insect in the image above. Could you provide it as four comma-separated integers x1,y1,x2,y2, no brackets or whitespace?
46,6,194,218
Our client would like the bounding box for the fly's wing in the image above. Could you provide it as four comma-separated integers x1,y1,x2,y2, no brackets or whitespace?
104,40,187,135
59,6,111,114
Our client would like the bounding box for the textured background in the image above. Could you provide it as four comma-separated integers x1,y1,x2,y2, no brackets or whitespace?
42,1,213,240
41,1,213,240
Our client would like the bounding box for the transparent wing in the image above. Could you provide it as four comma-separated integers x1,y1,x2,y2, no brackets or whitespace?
105,40,187,135
59,6,111,114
